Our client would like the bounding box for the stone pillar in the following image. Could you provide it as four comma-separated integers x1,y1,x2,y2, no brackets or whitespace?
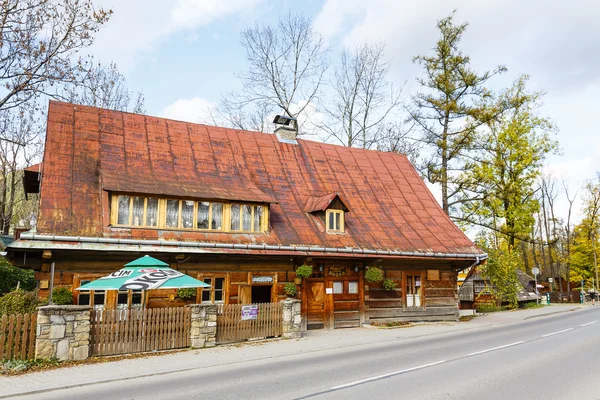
281,298,302,338
188,304,217,348
36,305,91,361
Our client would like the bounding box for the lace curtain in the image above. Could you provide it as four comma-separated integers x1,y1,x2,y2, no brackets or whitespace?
197,202,209,229
230,204,240,230
117,196,130,225
166,199,179,228
181,200,194,228
211,203,223,229
146,198,158,226
132,197,144,226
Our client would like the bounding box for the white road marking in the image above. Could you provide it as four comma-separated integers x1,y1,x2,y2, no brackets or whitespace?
330,360,446,390
467,341,525,356
541,328,573,337
581,321,598,327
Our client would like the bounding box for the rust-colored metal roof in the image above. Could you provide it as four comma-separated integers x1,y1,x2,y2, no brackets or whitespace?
33,101,483,256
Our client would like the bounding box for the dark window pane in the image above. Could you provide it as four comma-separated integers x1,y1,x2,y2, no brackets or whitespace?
202,290,210,302
335,212,341,230
132,291,142,304
117,196,130,225
181,200,194,228
78,293,90,305
215,278,224,290
132,197,144,226
94,291,105,306
146,198,158,227
214,290,223,302
328,212,334,230
166,199,179,228
118,292,128,304
197,202,209,229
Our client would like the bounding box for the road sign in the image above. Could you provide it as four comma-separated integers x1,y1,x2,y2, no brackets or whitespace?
532,267,540,276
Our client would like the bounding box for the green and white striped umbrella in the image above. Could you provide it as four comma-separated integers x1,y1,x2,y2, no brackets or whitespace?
76,255,210,291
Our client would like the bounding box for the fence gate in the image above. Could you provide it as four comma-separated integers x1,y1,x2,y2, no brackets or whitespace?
0,313,37,360
90,307,191,356
216,302,282,344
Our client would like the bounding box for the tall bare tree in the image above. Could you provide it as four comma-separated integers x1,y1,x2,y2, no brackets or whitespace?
562,180,579,291
0,0,111,114
0,106,44,234
318,42,402,148
63,61,145,113
223,13,327,133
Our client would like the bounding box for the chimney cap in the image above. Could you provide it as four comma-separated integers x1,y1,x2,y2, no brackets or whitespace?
273,114,296,126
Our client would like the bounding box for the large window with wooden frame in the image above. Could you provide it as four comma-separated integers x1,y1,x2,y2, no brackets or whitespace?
326,209,344,233
111,195,267,233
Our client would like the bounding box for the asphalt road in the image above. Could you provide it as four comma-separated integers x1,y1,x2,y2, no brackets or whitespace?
13,307,600,400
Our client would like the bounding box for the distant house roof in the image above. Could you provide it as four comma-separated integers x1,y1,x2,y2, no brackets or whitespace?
14,101,486,260
459,267,540,302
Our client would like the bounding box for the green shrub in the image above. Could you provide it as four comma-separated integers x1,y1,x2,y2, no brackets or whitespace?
475,303,507,313
284,282,297,296
51,287,73,305
295,265,313,279
521,301,542,309
382,278,397,291
177,288,197,300
0,289,39,315
364,267,384,283
0,260,35,296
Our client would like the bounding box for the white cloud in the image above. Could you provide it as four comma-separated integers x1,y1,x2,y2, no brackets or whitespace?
160,97,217,124
90,0,262,71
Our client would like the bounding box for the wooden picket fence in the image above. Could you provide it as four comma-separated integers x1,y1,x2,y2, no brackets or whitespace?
90,307,191,356
216,302,282,344
0,313,37,360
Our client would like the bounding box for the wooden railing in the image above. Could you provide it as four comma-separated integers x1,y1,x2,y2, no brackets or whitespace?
0,313,37,360
90,307,191,356
216,303,282,344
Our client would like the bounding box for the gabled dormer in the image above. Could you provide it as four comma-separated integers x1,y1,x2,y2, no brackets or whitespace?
304,192,350,233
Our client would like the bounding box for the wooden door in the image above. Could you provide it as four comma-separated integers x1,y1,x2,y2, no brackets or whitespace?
306,281,326,329
406,274,423,308
239,285,252,305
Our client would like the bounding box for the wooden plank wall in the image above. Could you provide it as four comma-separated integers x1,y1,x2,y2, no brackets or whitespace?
0,313,37,360
365,269,459,324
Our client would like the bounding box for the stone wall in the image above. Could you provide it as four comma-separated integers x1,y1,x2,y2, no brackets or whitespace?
281,299,302,338
188,304,217,348
36,305,91,361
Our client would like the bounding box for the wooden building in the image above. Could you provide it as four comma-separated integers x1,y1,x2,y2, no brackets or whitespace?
8,101,487,329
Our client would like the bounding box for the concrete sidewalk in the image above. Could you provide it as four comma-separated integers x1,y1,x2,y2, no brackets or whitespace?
0,304,588,399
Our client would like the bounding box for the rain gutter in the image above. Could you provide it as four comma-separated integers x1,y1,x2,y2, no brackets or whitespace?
15,233,488,261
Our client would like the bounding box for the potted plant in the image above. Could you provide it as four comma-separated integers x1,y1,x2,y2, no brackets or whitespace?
382,278,397,291
294,264,313,284
364,266,384,283
284,282,298,297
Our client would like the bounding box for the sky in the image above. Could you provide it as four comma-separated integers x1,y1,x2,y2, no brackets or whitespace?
88,0,600,225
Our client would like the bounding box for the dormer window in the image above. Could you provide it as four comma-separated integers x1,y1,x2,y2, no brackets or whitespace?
304,192,350,234
326,209,344,233
111,194,267,233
